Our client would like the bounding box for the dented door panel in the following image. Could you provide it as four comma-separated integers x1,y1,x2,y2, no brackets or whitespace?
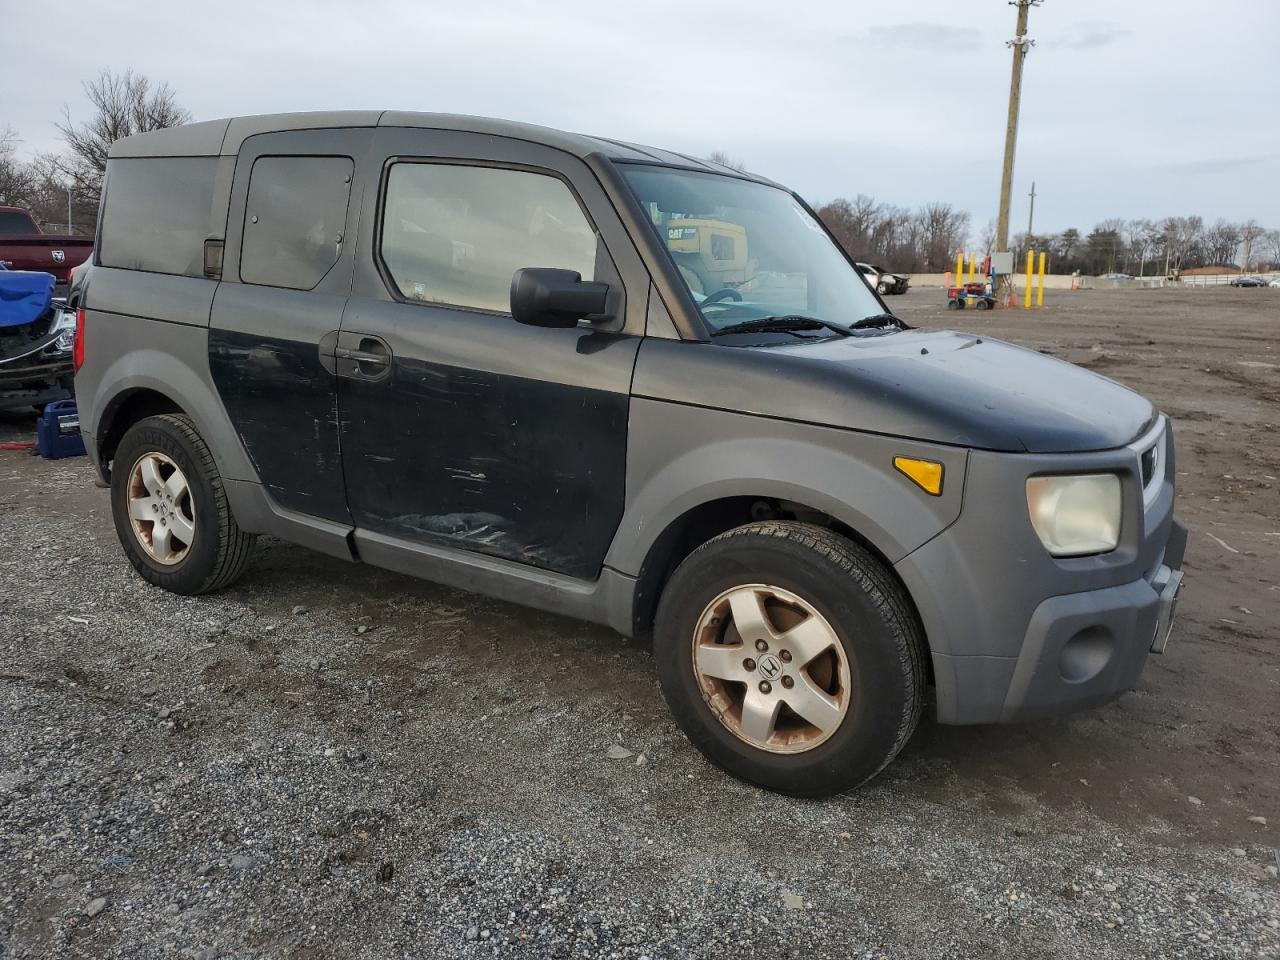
336,300,636,579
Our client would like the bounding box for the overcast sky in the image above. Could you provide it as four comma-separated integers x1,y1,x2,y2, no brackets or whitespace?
3,0,1277,233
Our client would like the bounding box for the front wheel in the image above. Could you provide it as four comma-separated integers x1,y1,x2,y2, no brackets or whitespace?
876,281,889,295
654,522,926,796
110,413,255,595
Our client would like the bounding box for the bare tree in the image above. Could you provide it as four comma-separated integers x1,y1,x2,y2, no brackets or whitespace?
976,218,996,257
0,127,37,207
704,150,746,172
1262,229,1280,270
56,69,191,204
1202,219,1242,268
1160,216,1202,275
1239,220,1264,272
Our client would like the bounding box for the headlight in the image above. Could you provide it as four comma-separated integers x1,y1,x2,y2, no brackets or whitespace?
51,309,77,353
1026,474,1121,557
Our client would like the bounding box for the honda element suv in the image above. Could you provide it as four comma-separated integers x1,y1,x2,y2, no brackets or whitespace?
72,112,1186,795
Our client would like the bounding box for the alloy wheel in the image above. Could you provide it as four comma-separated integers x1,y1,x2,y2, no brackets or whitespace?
691,583,851,753
126,452,195,565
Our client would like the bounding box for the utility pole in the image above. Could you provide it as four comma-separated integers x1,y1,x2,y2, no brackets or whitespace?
1025,180,1037,252
995,0,1040,255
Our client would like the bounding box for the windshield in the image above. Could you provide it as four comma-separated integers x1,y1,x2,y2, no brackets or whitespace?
620,165,888,336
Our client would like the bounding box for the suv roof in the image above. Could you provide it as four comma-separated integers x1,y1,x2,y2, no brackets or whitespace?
109,110,764,180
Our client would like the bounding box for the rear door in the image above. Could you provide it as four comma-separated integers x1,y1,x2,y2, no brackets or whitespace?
209,128,369,523
338,128,649,580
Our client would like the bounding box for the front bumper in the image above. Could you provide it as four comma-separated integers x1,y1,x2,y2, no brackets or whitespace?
0,306,75,411
994,517,1185,722
0,358,73,411
896,416,1184,725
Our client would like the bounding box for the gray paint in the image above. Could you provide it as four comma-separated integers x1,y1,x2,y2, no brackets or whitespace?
897,417,1177,722
76,299,259,485
223,478,354,561
632,333,1155,454
607,397,968,575
355,528,636,637
83,266,218,329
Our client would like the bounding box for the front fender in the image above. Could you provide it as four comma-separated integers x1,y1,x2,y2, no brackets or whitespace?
604,397,967,576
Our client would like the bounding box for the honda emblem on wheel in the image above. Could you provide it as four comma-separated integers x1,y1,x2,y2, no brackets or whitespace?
52,250,66,263
757,654,783,681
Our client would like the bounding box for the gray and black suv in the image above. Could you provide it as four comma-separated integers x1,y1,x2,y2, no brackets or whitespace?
72,112,1186,795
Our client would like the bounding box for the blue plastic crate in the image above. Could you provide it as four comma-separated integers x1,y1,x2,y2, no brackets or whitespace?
36,399,86,460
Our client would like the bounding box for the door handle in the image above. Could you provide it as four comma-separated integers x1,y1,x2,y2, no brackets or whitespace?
334,335,392,379
335,346,389,366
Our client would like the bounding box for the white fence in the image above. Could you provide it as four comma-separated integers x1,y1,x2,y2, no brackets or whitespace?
1180,272,1280,287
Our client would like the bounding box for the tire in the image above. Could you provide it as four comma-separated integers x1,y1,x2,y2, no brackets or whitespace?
946,299,960,310
975,298,991,311
654,521,926,797
110,413,255,595
876,281,889,295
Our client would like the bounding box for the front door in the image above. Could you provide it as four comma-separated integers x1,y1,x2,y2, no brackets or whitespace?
338,130,645,580
209,128,369,523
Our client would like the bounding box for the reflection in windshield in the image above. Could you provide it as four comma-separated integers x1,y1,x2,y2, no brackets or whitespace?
620,165,890,336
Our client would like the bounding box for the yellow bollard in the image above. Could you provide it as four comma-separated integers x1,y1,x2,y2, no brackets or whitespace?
968,253,976,283
1024,250,1034,309
1036,252,1047,307
955,251,964,288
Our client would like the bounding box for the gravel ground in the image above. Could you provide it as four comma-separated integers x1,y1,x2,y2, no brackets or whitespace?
1,286,1278,959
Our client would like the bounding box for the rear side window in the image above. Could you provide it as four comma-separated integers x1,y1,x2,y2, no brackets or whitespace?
379,163,597,313
0,210,39,234
240,156,353,290
99,157,219,276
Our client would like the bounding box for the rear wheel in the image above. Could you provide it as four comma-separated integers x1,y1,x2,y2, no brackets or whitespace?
654,522,926,796
110,414,255,594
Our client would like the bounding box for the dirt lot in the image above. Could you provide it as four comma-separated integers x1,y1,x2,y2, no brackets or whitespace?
1,286,1277,959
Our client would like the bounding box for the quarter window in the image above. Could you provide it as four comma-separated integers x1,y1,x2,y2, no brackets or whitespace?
99,157,219,277
380,163,597,314
240,156,353,290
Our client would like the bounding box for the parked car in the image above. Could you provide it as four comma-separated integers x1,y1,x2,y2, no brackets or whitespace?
0,265,76,411
1269,277,1280,288
854,262,910,295
72,112,1185,796
1099,272,1133,280
1228,275,1268,287
0,206,94,293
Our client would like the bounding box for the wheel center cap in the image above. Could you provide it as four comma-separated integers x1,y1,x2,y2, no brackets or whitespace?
757,654,783,681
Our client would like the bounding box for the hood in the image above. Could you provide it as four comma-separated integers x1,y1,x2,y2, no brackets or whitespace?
635,329,1155,453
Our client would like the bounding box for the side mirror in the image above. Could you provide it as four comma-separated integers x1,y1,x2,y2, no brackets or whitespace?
510,268,611,329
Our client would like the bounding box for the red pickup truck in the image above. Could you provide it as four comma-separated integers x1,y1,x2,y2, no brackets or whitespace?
0,207,94,286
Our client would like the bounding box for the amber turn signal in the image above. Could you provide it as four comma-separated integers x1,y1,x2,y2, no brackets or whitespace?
893,456,943,496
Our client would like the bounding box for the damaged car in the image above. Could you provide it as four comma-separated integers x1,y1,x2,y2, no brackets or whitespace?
0,266,76,412
73,113,1185,797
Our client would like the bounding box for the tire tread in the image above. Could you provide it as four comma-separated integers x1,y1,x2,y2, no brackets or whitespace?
115,413,254,594
669,520,927,794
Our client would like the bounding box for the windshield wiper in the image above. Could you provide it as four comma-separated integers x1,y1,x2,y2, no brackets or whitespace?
849,312,909,330
711,315,853,338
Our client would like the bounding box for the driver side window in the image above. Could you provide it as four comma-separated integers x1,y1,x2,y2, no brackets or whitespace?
379,162,598,314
